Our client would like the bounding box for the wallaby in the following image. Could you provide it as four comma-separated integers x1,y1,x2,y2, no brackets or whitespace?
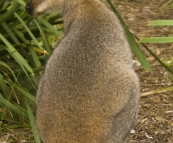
25,0,140,142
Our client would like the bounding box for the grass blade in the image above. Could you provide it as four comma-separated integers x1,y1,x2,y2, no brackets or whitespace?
135,36,173,74
1,22,20,45
0,94,28,119
0,0,5,8
140,37,173,43
12,83,36,104
0,33,34,74
14,12,44,50
107,0,151,71
33,19,52,61
0,61,18,82
0,2,20,24
38,16,63,39
0,74,11,99
25,99,41,143
148,20,173,26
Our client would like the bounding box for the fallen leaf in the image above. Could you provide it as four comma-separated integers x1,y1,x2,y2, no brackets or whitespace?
154,116,166,122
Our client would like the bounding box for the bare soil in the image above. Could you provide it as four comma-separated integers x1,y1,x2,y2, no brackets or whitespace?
115,0,173,142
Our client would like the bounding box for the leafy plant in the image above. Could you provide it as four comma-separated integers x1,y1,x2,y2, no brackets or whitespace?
0,0,63,142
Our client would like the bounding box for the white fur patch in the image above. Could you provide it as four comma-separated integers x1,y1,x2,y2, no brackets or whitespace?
36,0,50,13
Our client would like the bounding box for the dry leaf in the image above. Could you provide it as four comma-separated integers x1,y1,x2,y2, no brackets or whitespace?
154,116,166,122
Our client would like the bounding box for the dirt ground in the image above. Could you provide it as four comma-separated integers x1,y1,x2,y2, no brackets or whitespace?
116,0,173,142
1,0,173,143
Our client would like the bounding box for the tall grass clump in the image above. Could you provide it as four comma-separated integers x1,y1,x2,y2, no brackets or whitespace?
0,0,63,142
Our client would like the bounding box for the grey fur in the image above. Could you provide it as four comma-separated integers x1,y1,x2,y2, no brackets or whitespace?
26,0,140,142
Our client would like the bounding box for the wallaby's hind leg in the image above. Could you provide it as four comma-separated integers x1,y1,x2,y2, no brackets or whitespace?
111,93,138,142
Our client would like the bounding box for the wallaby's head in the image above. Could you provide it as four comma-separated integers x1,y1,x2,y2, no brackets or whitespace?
25,0,84,16
25,0,64,16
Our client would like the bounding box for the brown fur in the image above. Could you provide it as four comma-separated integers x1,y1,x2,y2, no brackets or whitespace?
26,0,140,142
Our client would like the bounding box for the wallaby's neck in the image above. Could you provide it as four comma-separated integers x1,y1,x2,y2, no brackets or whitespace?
61,0,95,33
61,0,84,15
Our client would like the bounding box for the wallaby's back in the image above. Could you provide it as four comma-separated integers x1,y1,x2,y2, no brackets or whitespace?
26,0,140,142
